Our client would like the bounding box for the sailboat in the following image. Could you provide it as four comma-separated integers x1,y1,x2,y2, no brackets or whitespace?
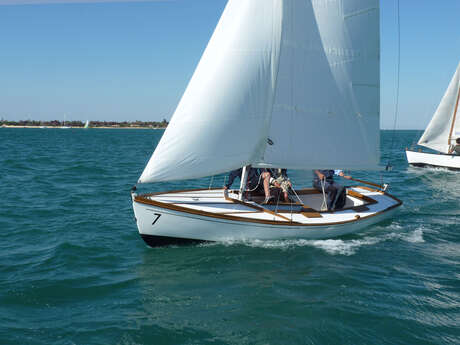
61,114,70,129
84,120,90,129
406,62,460,170
132,0,402,247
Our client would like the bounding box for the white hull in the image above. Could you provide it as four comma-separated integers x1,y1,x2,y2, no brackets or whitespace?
406,149,460,170
132,187,402,247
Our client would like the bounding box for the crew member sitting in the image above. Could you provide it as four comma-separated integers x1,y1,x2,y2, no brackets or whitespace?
223,167,272,203
269,168,292,202
448,138,460,154
313,169,351,211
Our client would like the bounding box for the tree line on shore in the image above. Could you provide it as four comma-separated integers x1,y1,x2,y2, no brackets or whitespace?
1,119,169,128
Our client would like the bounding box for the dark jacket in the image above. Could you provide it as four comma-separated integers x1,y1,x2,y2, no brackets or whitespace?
225,168,261,189
313,170,335,184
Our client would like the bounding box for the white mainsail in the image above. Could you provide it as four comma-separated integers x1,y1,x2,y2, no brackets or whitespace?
418,62,460,154
139,0,380,183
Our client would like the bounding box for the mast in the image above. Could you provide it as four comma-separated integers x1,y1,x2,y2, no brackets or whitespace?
447,87,460,151
238,166,249,201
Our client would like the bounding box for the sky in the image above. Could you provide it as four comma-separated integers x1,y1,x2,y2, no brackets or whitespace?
0,0,459,129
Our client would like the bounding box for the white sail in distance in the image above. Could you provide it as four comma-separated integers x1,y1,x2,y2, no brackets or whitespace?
418,62,460,154
139,0,380,183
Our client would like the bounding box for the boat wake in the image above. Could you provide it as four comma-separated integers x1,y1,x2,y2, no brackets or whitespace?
202,223,425,255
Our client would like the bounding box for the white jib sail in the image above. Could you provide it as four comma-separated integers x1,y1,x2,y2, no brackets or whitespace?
418,62,460,154
139,0,380,183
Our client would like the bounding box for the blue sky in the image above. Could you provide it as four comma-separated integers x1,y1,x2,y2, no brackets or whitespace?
1,0,459,129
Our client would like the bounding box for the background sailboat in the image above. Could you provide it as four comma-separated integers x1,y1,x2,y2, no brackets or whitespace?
60,114,70,129
132,0,402,247
406,62,460,170
83,120,90,129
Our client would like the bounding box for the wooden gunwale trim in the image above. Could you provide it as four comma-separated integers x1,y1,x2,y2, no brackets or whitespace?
356,185,379,193
301,211,322,218
138,187,384,214
356,185,403,207
224,195,295,222
346,189,377,205
349,177,385,190
218,211,261,215
134,188,403,227
295,188,322,195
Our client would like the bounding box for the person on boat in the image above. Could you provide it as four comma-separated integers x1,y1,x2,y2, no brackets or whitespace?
313,169,351,211
448,138,460,154
269,168,292,202
223,167,272,203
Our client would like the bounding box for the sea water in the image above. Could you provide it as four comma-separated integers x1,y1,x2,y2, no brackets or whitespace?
0,129,458,345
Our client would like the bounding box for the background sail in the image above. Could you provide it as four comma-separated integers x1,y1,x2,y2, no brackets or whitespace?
418,62,460,153
257,0,380,170
140,0,380,183
139,0,283,183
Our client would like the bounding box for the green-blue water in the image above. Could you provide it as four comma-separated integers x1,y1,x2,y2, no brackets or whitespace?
1,128,459,345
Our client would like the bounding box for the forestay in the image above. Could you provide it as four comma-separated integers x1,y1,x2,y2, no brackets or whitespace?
418,62,460,154
139,0,380,184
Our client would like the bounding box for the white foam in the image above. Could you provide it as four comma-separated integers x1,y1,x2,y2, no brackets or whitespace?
403,228,425,243
212,237,384,256
204,223,425,254
308,237,383,255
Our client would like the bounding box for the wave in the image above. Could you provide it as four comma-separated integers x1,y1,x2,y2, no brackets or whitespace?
203,224,425,255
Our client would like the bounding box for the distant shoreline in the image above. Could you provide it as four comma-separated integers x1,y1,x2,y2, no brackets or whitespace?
1,119,168,129
1,125,165,129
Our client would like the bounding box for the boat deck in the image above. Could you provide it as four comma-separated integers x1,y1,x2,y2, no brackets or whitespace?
136,187,400,226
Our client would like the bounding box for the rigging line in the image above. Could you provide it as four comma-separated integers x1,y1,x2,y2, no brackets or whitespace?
274,186,282,216
289,185,303,205
387,0,401,170
320,179,328,211
245,173,263,192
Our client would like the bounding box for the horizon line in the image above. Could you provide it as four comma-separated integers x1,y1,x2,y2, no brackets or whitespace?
0,0,171,5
